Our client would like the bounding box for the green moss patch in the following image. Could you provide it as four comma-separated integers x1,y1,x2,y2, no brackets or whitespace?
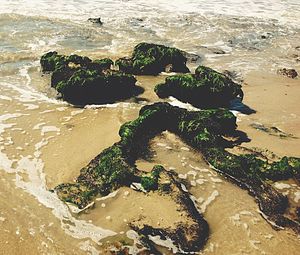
155,66,243,108
116,43,190,75
40,51,141,105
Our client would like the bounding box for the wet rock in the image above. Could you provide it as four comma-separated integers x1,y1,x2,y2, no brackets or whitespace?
155,65,244,108
40,51,142,105
55,102,236,208
181,51,201,63
210,48,226,54
56,102,300,241
130,168,209,253
223,70,244,84
203,148,300,233
88,17,103,25
250,123,297,139
116,42,190,75
277,68,298,79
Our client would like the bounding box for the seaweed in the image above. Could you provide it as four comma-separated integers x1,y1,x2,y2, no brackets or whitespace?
55,102,300,249
40,52,141,105
155,66,244,108
116,43,190,75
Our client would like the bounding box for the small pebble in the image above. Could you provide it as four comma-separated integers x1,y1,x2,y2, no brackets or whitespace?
101,203,106,208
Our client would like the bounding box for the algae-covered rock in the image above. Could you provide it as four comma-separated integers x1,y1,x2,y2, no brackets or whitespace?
155,65,244,108
130,167,209,253
277,68,298,79
56,102,300,239
116,43,190,75
40,52,142,105
55,103,237,209
56,144,137,208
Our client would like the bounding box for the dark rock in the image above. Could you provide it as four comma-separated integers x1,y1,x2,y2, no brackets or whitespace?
130,169,209,253
277,68,298,79
250,123,297,139
155,65,244,108
88,17,103,25
56,102,300,244
40,52,142,105
211,48,226,54
116,42,190,75
181,51,201,63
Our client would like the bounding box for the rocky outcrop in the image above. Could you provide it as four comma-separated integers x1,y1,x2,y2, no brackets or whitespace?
55,102,300,252
277,68,298,79
115,43,190,75
40,51,142,105
155,66,244,108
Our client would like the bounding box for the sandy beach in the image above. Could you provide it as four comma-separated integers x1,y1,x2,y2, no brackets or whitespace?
0,1,300,254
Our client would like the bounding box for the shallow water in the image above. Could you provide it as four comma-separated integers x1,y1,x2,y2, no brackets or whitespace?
0,0,300,254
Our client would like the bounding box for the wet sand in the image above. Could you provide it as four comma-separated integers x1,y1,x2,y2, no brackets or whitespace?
237,71,300,157
1,69,299,254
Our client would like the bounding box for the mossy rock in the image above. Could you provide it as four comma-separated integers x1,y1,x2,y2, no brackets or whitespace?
40,52,142,105
116,42,190,75
55,102,300,234
155,66,244,108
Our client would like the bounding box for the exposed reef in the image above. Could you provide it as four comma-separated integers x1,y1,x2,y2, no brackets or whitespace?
55,102,300,253
40,51,142,105
155,66,244,108
116,43,190,75
277,68,298,79
250,123,297,139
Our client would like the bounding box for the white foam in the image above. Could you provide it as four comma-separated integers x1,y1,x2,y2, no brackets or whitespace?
1,0,299,28
84,102,136,109
79,240,99,255
294,191,300,203
149,235,179,254
41,125,60,135
33,122,46,130
24,104,39,110
187,170,197,179
210,177,223,183
169,97,200,111
71,109,84,116
0,95,12,101
95,190,119,201
200,190,219,213
274,182,291,190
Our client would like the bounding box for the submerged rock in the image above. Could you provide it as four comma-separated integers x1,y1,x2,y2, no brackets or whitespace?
250,123,297,139
56,102,300,249
277,68,298,79
155,65,244,108
130,168,209,253
115,42,190,75
40,51,142,105
88,17,103,25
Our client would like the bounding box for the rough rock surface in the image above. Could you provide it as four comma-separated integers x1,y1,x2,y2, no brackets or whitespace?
277,68,298,79
40,51,142,105
155,66,244,108
56,103,300,252
116,43,190,75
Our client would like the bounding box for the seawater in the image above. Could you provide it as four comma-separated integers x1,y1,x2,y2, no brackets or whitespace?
0,1,300,254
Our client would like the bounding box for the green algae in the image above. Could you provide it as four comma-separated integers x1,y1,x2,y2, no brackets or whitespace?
155,65,244,108
55,102,300,235
40,52,141,105
116,42,190,75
